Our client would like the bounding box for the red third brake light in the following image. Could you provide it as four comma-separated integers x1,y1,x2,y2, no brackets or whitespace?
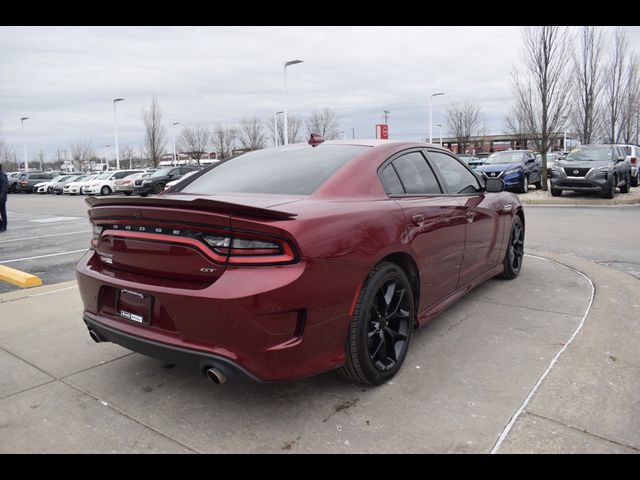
308,133,324,147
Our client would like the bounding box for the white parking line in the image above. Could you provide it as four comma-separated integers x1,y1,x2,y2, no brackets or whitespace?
0,230,91,243
0,249,88,264
490,254,595,454
29,285,79,297
7,219,87,230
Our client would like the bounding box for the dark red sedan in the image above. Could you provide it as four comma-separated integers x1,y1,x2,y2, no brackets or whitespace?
76,140,524,385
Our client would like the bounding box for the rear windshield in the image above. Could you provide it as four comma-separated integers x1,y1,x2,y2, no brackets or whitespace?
180,144,369,195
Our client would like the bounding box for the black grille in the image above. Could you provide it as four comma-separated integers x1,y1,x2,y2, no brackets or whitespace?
134,179,144,186
564,167,591,177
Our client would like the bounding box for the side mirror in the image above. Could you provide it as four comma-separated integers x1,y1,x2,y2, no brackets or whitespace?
526,158,535,164
616,156,626,163
485,178,505,193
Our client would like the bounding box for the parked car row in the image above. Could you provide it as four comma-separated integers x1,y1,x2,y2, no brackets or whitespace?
5,166,205,197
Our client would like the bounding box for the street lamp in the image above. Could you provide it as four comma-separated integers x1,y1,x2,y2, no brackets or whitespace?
113,98,124,170
429,92,444,144
104,144,110,171
283,59,303,145
435,124,443,146
274,111,284,147
172,122,180,166
20,117,29,171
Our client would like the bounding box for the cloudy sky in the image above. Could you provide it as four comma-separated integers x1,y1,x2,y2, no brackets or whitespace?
1,26,640,162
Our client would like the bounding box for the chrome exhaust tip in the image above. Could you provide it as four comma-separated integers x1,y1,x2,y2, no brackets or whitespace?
88,329,101,343
205,367,227,385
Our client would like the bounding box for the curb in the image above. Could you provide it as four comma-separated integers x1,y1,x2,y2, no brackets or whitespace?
518,194,640,206
0,265,43,289
0,279,77,304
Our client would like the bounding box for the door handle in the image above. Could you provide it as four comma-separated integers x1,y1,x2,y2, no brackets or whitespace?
412,214,424,226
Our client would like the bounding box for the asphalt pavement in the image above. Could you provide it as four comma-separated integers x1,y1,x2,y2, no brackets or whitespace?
1,193,639,453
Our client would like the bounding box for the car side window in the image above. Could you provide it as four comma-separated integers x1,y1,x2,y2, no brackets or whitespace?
379,164,404,195
113,172,131,179
427,151,481,194
390,152,441,195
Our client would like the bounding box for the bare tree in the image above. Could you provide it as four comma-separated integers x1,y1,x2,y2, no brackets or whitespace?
237,117,267,151
119,145,135,169
0,124,16,170
571,26,605,145
69,138,95,163
36,149,45,171
305,108,340,140
446,101,482,154
504,102,530,148
270,114,303,146
620,55,640,144
142,96,167,167
603,27,629,143
211,124,237,160
513,26,572,190
179,125,210,164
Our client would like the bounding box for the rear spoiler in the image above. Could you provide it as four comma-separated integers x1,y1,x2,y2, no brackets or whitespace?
85,195,297,220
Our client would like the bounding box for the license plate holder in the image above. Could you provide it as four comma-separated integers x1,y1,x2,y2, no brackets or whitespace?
116,288,153,326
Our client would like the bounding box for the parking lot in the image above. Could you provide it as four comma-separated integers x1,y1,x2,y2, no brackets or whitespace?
1,193,639,453
0,195,91,293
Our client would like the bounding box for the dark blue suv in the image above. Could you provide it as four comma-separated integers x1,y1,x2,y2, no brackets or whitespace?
475,150,542,193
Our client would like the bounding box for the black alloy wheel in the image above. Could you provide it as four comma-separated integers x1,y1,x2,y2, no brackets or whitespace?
499,215,524,279
338,262,415,385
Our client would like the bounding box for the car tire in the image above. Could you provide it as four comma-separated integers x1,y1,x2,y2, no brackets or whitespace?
337,262,415,385
631,175,638,187
124,191,132,196
550,187,562,197
153,183,165,194
518,175,529,194
498,215,524,280
100,186,112,196
10,184,17,193
602,176,616,199
620,173,631,194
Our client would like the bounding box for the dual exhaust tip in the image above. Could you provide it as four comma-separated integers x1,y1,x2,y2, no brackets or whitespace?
86,328,227,385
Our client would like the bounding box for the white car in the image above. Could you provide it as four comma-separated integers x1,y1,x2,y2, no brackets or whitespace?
63,174,99,195
34,175,73,194
164,170,199,191
82,169,145,196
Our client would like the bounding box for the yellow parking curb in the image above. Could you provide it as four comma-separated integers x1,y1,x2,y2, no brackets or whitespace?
0,265,44,288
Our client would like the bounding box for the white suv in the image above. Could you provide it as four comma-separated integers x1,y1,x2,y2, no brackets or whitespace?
614,144,639,187
83,170,144,196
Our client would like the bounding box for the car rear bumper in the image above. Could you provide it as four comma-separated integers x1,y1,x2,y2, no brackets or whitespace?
84,314,260,382
76,250,367,382
113,186,134,193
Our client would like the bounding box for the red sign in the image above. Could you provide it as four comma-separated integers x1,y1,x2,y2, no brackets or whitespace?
376,124,389,140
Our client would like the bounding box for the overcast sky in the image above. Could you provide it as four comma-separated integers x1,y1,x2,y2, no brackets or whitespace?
1,26,640,162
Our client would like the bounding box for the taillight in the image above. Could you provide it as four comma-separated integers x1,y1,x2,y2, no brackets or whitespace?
91,224,103,248
203,233,296,265
631,157,637,165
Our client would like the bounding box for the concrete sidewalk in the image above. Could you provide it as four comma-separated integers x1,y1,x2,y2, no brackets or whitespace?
0,254,637,453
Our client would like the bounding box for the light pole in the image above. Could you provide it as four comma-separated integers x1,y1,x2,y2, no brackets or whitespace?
429,92,444,144
172,122,180,166
20,117,29,171
274,111,284,147
104,144,110,171
435,124,443,146
283,60,303,145
113,98,124,170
